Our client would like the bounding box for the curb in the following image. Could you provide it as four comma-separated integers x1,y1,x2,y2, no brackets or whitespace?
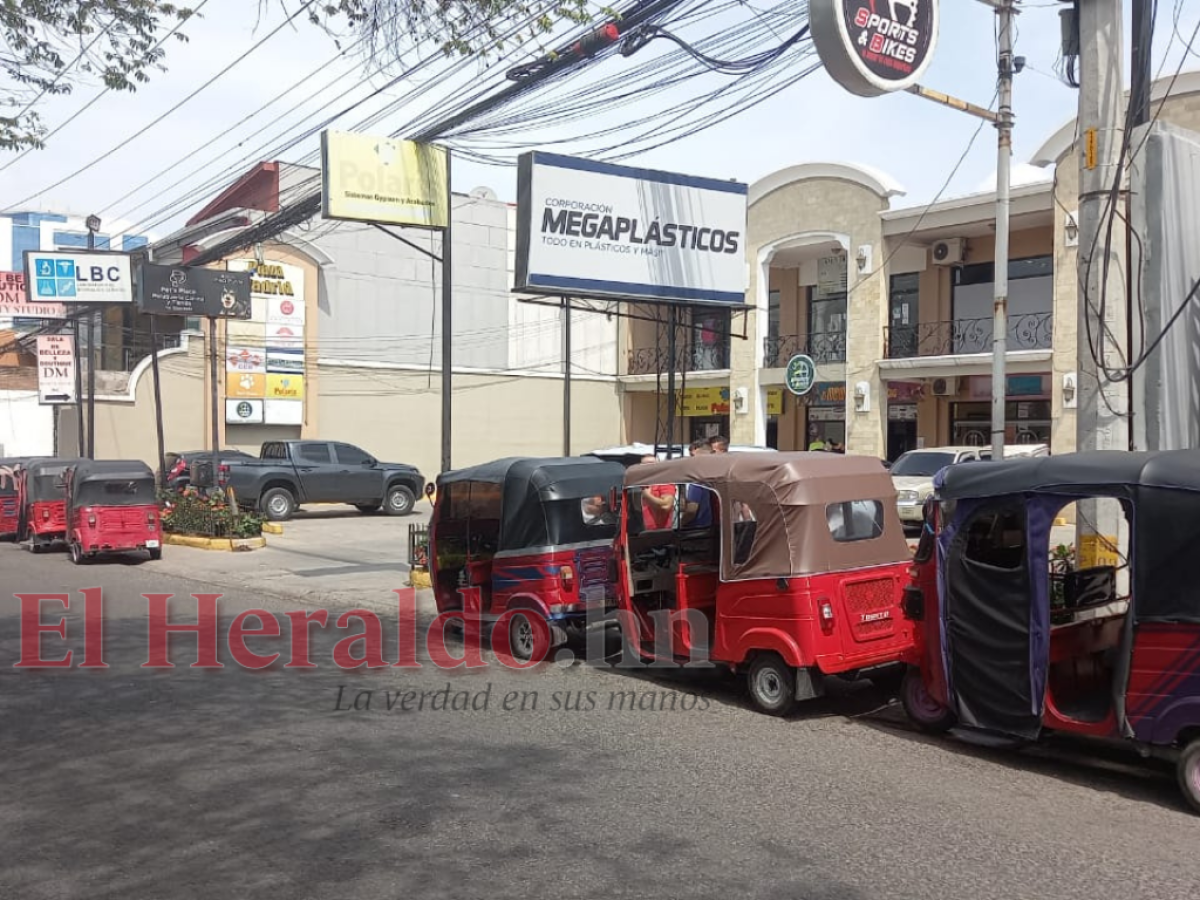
164,534,268,552
408,569,432,588
262,522,284,535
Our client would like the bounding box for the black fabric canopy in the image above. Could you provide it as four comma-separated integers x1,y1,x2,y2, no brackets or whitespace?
438,457,625,551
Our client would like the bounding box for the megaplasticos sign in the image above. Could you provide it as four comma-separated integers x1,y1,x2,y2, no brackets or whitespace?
514,151,749,305
138,264,252,318
810,0,939,97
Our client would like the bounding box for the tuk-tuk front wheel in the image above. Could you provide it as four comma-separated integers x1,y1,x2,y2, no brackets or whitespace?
261,487,296,522
1177,738,1200,814
747,653,797,717
900,667,956,734
508,612,538,662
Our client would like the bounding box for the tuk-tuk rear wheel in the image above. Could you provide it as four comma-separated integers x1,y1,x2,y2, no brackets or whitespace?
747,653,797,717
1177,739,1200,814
900,667,956,734
69,542,87,565
508,613,537,662
148,547,163,561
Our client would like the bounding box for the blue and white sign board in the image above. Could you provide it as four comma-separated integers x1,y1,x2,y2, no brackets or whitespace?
23,251,133,304
514,152,748,305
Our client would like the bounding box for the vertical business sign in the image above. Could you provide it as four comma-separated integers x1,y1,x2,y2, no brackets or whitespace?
36,335,76,404
810,0,939,98
225,260,306,426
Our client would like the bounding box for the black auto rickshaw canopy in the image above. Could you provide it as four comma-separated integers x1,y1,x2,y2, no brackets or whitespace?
436,456,626,552
932,450,1200,739
24,458,87,503
68,460,157,507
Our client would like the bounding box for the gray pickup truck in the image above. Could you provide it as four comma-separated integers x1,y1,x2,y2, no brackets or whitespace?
223,440,425,522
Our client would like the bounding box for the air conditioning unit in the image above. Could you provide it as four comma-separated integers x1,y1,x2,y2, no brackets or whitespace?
931,238,966,266
931,377,958,397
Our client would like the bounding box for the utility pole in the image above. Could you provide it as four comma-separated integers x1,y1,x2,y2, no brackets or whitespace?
85,214,101,459
990,0,1017,461
440,150,453,474
1075,0,1128,563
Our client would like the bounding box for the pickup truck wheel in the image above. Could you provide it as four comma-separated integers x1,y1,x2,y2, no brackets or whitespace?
385,485,415,516
261,487,297,522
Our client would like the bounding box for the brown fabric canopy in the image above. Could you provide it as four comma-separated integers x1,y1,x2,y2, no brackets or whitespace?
625,452,910,581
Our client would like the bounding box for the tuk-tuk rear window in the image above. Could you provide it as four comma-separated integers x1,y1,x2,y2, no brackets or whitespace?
826,501,885,543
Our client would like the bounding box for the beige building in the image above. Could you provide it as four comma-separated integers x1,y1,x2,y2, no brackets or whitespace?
619,72,1200,461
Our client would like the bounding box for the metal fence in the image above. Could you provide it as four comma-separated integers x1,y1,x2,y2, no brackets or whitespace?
408,523,430,570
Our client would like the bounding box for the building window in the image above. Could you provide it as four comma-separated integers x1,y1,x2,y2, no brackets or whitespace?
952,255,1053,353
691,308,730,371
888,273,920,357
808,286,847,362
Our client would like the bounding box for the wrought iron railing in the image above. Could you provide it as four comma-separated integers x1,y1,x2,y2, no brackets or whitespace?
762,331,847,368
627,344,730,376
884,312,1053,359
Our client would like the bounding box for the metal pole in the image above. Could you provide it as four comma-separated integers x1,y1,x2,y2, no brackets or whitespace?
71,316,84,456
1127,0,1153,450
990,0,1016,462
563,298,572,457
149,313,168,487
209,317,220,488
666,304,677,457
1076,0,1128,560
86,227,97,458
440,149,453,474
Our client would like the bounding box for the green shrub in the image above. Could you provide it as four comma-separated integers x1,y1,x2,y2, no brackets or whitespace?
160,487,263,538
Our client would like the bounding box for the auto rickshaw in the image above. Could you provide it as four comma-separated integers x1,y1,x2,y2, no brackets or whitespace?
899,450,1200,813
431,456,626,659
615,452,915,715
19,457,85,551
0,457,33,540
64,459,162,563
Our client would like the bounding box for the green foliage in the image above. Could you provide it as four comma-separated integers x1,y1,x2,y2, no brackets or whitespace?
160,487,263,538
2,0,603,153
0,0,197,150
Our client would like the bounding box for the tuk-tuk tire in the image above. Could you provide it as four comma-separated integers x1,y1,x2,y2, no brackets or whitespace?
508,612,538,663
746,653,798,717
1177,738,1200,814
260,487,297,522
384,485,416,516
69,542,87,565
148,547,163,561
900,667,956,734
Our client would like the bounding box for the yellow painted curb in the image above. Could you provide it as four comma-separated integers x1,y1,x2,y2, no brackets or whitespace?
164,534,268,551
262,522,284,535
408,569,432,588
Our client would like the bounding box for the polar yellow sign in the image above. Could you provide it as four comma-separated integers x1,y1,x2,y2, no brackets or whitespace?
1079,533,1119,568
321,130,448,228
267,373,304,400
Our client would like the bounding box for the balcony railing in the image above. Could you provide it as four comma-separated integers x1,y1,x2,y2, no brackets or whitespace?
762,331,847,369
884,312,1053,360
627,344,730,376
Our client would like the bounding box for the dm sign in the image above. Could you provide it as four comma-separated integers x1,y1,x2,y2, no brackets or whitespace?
810,0,939,98
785,354,817,396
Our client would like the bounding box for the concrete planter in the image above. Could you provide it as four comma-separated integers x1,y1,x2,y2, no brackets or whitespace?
164,534,267,552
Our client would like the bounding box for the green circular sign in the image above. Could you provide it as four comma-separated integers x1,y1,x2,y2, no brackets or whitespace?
785,354,817,396
236,401,253,418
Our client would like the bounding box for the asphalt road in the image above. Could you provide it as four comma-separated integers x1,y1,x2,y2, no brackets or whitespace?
2,542,1199,899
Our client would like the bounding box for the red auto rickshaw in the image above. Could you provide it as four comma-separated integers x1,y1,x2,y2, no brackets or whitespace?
0,457,33,540
431,456,626,659
900,450,1200,814
615,452,915,715
64,459,162,563
19,457,84,552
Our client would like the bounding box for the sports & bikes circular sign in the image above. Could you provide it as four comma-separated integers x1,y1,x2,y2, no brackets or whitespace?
810,0,939,98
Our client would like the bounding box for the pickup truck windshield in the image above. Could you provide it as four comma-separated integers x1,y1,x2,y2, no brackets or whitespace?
890,451,957,477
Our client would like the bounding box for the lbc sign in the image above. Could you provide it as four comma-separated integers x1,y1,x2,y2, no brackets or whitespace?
23,251,133,304
810,0,939,98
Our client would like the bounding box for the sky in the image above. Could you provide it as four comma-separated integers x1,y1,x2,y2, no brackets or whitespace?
1,0,1198,242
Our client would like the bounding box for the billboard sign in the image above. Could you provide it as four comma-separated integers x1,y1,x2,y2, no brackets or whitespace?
514,152,748,305
810,0,939,97
36,335,76,404
138,264,252,318
320,130,449,228
0,272,64,319
24,251,133,304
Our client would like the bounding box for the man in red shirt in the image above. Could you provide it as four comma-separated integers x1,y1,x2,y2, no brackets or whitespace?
638,454,676,529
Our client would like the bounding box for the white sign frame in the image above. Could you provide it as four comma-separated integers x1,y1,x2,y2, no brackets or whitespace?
36,334,76,405
24,251,134,304
514,152,749,306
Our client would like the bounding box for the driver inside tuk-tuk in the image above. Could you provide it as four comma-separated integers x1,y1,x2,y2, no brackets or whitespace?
681,440,715,529
582,495,617,526
639,455,676,529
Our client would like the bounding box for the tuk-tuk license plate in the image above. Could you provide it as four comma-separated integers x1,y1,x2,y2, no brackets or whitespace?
146,540,160,549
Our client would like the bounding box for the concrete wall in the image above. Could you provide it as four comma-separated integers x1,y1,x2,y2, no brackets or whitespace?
0,390,54,457
739,173,891,457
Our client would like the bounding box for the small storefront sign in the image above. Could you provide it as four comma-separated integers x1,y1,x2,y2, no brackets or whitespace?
225,399,264,425
785,354,817,396
968,374,1049,399
675,386,730,417
36,334,75,404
